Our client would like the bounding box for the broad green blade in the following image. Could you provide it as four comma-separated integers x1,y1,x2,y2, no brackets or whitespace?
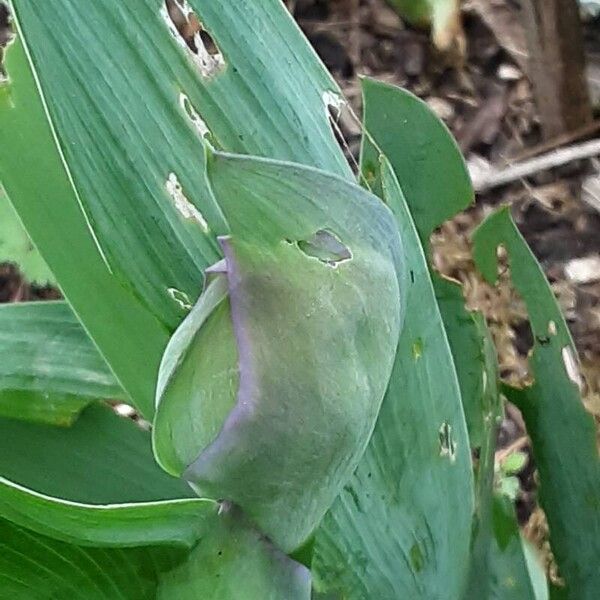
359,78,472,243
0,189,54,284
473,208,600,600
153,274,238,476
2,0,349,416
0,404,194,504
0,477,216,549
0,518,186,600
157,508,311,600
488,494,549,600
312,155,473,598
0,32,170,417
156,152,404,553
0,301,123,425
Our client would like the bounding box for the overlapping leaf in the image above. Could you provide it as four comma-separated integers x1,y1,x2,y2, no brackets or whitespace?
1,0,350,416
474,208,600,600
0,301,122,425
313,130,473,598
0,404,194,503
155,151,404,553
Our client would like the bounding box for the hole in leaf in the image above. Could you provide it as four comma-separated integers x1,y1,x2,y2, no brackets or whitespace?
163,0,225,78
0,3,14,84
439,422,456,462
295,229,352,267
323,90,360,175
562,345,584,392
179,92,210,138
167,287,193,311
165,172,209,233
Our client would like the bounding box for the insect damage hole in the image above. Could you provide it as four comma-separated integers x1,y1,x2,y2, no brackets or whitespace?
0,3,14,84
179,92,209,138
165,172,209,233
294,229,352,268
162,0,225,78
438,422,456,462
562,345,584,392
167,287,193,311
323,90,360,175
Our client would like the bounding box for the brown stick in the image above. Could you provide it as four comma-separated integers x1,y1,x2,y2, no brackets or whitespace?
521,0,592,139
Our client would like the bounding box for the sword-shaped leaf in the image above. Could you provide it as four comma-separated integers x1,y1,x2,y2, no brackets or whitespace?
1,0,349,416
473,208,600,600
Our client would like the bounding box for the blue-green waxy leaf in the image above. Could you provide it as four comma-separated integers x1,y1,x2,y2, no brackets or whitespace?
0,301,124,426
2,0,350,418
154,152,405,553
473,208,600,600
0,404,194,504
312,155,473,599
312,78,473,599
157,507,311,600
153,274,238,476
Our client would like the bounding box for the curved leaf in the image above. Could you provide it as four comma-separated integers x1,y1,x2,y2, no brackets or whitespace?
0,404,194,504
0,477,216,549
2,0,350,416
153,274,237,476
0,301,123,425
155,152,404,553
473,208,600,600
157,507,311,600
359,78,472,242
312,155,473,598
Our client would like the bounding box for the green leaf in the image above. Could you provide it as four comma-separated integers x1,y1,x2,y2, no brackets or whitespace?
2,0,350,417
473,207,600,600
152,274,238,476
0,301,123,425
359,77,473,243
0,189,54,284
435,276,501,449
312,151,473,598
155,152,404,553
0,518,187,600
0,403,194,504
0,477,216,549
0,31,170,418
157,507,311,600
488,494,549,600
385,0,461,51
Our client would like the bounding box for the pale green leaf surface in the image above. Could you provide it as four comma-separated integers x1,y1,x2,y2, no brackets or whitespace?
153,274,238,476
160,153,404,553
0,189,54,284
2,0,350,416
0,33,169,417
0,477,216,549
157,508,311,600
0,518,186,600
474,208,600,600
0,404,194,504
0,301,123,425
312,154,473,599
